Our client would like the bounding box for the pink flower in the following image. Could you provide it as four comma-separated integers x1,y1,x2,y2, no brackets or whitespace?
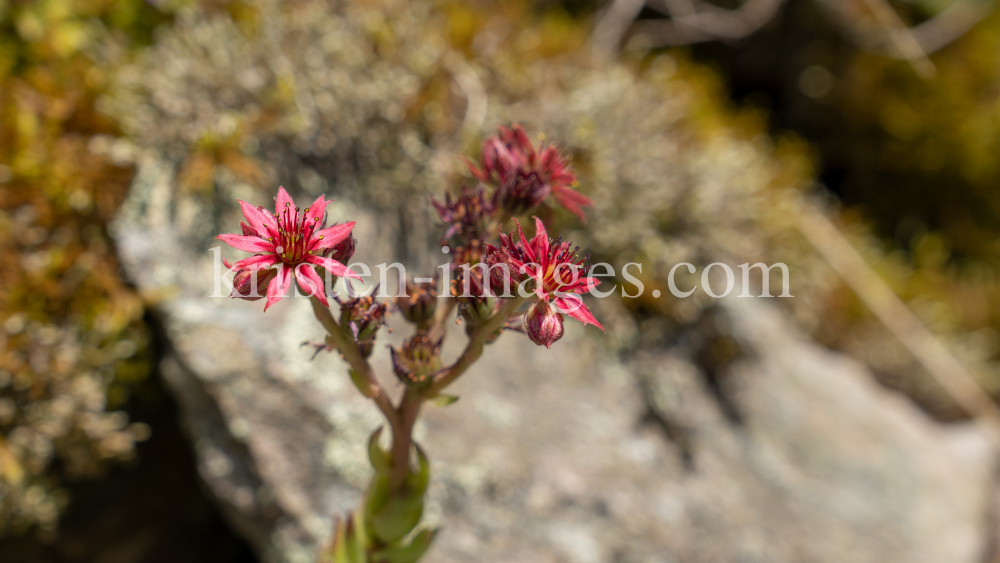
466,124,591,221
487,217,604,331
217,186,361,310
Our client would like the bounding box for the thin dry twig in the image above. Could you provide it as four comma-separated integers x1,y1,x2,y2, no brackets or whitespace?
859,0,936,77
645,0,787,40
817,0,994,58
597,0,994,74
444,53,488,140
793,198,1000,448
907,0,993,54
593,0,650,59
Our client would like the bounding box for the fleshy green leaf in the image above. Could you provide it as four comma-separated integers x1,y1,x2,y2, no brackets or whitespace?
365,474,392,525
408,443,431,497
371,528,438,563
331,516,350,563
429,394,459,407
367,427,391,474
345,515,366,563
370,494,424,543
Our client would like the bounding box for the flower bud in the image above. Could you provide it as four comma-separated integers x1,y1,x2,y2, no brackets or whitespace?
232,268,276,301
451,266,493,325
340,296,387,353
484,244,520,297
397,279,437,327
391,334,443,387
524,300,564,349
431,183,494,241
325,228,357,265
224,258,276,301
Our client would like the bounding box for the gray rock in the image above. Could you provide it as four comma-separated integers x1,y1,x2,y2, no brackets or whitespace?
104,2,998,561
112,157,995,563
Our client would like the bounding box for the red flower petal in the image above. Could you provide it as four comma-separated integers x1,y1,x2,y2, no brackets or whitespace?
530,216,550,266
551,186,592,222
311,222,355,250
238,199,278,238
305,254,363,281
264,266,292,311
554,294,604,331
295,264,329,307
513,219,535,263
275,186,295,212
218,234,275,253
304,195,328,227
232,254,279,271
511,125,535,159
462,155,488,181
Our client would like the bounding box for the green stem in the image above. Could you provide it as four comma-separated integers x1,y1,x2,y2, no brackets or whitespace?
389,388,423,492
310,296,399,429
426,297,456,343
425,297,525,396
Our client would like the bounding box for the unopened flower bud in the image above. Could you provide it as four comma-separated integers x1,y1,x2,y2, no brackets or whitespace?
524,300,564,349
391,334,443,387
451,266,493,325
224,258,276,301
325,228,357,265
484,244,520,297
340,296,387,352
232,268,276,301
431,183,495,241
397,279,437,327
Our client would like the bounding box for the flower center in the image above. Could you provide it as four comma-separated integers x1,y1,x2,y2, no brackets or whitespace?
272,203,319,265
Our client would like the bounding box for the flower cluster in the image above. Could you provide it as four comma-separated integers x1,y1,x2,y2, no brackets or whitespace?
486,217,603,346
215,125,604,563
465,124,591,221
433,124,602,347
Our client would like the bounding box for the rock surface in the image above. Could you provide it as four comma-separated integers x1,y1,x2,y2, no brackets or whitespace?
104,1,999,560
113,160,996,563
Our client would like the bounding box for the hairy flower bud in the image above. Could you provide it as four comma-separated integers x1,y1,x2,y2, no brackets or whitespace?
224,258,276,301
431,183,494,241
524,300,564,349
232,268,276,301
340,296,387,355
451,266,493,324
397,279,437,327
391,334,443,387
325,228,357,265
484,244,520,297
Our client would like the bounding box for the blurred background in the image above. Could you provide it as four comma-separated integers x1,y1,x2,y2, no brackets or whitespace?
3,0,1000,561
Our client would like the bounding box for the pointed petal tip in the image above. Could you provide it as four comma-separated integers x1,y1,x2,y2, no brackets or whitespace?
531,215,547,234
